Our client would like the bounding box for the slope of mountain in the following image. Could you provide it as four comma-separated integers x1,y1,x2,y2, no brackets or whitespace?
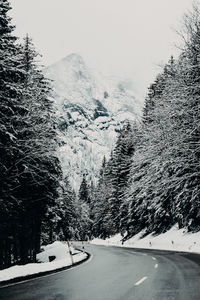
45,53,143,189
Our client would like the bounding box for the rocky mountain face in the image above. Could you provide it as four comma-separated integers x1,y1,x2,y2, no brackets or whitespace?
44,53,143,190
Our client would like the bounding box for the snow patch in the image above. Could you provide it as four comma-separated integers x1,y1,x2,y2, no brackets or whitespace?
0,241,87,283
91,225,200,253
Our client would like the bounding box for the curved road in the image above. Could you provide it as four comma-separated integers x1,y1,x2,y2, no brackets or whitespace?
1,243,200,299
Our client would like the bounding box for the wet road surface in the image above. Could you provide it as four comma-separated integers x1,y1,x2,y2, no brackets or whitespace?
1,243,200,300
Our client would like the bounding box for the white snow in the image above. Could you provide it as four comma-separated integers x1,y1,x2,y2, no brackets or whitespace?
91,225,200,253
0,241,87,283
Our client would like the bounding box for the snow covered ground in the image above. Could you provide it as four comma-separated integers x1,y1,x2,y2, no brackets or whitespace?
91,225,200,254
0,241,87,283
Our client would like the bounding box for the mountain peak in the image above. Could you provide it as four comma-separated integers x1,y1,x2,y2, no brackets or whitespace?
44,55,143,190
62,53,85,65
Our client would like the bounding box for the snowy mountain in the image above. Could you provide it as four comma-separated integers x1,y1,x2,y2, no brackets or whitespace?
45,53,143,189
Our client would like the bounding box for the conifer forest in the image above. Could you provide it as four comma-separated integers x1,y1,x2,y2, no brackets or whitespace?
0,0,200,272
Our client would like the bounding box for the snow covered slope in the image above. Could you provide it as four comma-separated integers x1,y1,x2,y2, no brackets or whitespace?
45,54,143,189
0,241,86,283
91,225,200,254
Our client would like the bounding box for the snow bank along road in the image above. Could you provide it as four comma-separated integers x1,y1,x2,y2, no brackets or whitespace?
1,243,200,300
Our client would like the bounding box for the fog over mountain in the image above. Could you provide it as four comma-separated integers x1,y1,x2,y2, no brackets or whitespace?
45,53,143,189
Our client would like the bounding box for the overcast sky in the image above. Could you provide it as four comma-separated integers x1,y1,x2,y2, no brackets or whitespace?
10,0,194,95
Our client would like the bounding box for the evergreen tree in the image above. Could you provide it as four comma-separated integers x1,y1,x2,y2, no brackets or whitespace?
91,4,200,239
42,176,78,243
79,174,90,204
77,174,93,239
58,177,78,240
0,7,62,267
0,0,25,269
92,122,138,238
92,156,114,238
15,35,62,263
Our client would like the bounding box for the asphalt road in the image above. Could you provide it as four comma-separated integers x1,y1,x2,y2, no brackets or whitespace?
1,243,200,300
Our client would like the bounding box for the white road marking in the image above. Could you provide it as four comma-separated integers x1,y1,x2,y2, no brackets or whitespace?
126,251,142,255
142,253,147,256
154,264,158,269
152,257,156,261
134,276,148,286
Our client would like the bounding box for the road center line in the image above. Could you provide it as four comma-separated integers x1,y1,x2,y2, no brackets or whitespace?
154,264,158,269
126,251,143,255
134,276,148,286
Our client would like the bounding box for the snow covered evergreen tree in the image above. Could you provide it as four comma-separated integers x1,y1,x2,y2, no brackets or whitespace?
78,174,93,239
123,5,200,237
0,0,26,269
124,59,177,236
42,176,78,243
92,123,138,238
92,156,114,238
12,35,62,263
0,2,62,268
165,5,200,230
79,174,90,204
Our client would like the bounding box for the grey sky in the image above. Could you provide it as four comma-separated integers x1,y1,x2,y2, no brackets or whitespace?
10,0,193,96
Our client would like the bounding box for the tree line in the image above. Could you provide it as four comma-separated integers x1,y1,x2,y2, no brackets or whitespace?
0,0,79,269
87,4,200,240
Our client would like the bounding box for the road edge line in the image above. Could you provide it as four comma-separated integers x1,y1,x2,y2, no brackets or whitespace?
0,249,91,289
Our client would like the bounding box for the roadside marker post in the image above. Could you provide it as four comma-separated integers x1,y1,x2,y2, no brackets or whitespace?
82,241,85,253
67,240,74,265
